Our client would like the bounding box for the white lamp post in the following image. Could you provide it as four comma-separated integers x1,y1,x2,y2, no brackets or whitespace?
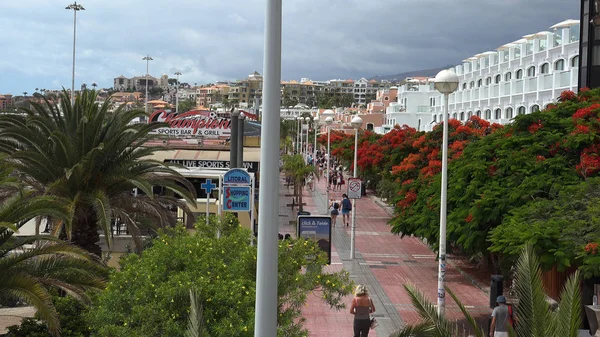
254,0,281,335
296,116,303,154
65,1,84,106
313,116,319,163
323,109,334,211
433,69,459,316
350,115,362,260
143,55,153,114
304,116,311,158
174,71,182,114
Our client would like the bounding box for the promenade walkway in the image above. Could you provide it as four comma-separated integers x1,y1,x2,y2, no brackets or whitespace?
278,172,491,337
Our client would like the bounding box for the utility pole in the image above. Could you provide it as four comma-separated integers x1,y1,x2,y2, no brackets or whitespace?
65,1,84,106
230,109,240,168
174,71,182,114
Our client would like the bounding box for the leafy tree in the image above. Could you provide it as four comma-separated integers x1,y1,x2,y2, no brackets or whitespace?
281,154,314,211
391,246,581,337
5,295,94,337
0,90,196,255
178,98,197,113
88,218,352,337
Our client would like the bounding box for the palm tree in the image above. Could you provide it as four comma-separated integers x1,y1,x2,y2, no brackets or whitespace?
0,90,197,255
281,154,314,212
91,82,97,90
391,245,582,337
23,92,27,97
0,163,108,336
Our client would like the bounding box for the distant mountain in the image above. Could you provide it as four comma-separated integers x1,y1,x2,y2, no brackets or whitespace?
369,65,455,82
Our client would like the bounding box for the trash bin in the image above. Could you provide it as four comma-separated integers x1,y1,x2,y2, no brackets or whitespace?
490,275,504,309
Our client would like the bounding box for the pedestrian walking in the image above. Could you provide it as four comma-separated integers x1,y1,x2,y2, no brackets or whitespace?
350,284,375,337
341,193,352,227
329,198,339,227
490,295,513,337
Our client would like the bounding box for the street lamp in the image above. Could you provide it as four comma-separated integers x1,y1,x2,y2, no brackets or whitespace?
433,69,459,316
313,116,319,163
65,1,84,106
304,116,311,158
350,115,362,260
143,55,153,114
174,71,182,114
296,116,303,154
323,109,334,211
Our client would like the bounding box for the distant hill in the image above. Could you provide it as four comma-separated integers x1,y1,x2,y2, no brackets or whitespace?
369,65,455,82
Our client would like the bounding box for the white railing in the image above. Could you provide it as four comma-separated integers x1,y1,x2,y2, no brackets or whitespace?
543,74,553,90
514,80,523,94
491,85,499,97
503,83,510,95
526,78,537,92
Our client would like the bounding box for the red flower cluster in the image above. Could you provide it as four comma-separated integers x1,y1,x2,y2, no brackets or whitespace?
572,104,600,121
572,124,590,135
536,155,546,162
528,120,543,134
585,242,599,255
397,190,417,209
577,145,600,177
559,90,577,102
465,214,473,223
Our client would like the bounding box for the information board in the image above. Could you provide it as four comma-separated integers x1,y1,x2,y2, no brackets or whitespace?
297,216,332,264
223,186,251,212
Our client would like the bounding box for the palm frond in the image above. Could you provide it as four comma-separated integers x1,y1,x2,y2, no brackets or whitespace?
446,287,486,337
514,245,552,337
403,284,455,337
185,289,210,337
390,322,436,337
553,270,582,337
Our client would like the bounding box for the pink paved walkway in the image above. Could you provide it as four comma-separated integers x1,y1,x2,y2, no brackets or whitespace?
280,171,491,336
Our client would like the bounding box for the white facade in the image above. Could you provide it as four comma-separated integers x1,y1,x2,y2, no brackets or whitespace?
381,20,581,133
377,78,436,133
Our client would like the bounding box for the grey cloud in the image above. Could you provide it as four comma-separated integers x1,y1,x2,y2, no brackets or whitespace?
0,0,581,93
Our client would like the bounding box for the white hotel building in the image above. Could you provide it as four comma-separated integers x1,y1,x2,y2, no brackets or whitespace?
380,19,581,133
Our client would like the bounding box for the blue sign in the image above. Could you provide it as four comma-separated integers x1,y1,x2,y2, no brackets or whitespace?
223,186,251,212
297,216,332,264
200,179,217,195
223,168,251,185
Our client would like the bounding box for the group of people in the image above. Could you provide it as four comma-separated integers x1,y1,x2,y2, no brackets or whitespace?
329,193,353,227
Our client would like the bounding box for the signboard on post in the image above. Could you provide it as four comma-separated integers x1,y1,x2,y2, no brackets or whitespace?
223,186,251,212
347,178,362,199
164,159,259,173
297,216,332,264
223,168,251,185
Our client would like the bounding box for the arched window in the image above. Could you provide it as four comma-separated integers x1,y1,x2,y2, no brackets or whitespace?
506,107,514,119
505,72,512,81
462,83,467,90
470,81,475,89
367,123,374,131
460,112,465,120
555,59,565,71
485,109,491,119
476,110,481,117
494,108,501,119
516,69,523,79
517,106,526,115
495,74,501,83
439,114,443,121
486,77,492,85
452,113,458,119
467,111,473,118
540,63,550,74
527,66,536,77
476,79,482,87
531,105,540,113
571,56,579,68
433,115,437,122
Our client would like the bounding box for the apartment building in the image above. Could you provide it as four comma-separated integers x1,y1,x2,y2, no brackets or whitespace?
380,19,580,133
113,74,169,91
0,94,13,110
367,86,398,113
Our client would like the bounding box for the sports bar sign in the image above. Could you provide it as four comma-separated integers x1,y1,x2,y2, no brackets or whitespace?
149,109,231,138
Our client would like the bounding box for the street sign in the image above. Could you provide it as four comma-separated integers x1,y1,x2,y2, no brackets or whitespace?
347,178,362,199
223,186,251,211
297,216,332,264
223,168,251,185
200,179,216,195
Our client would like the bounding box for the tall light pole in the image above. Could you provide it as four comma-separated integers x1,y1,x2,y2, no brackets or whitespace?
174,71,182,114
65,1,84,106
254,0,281,335
350,115,362,260
304,116,311,158
296,116,303,154
323,110,334,209
313,116,319,162
433,69,459,316
143,55,153,114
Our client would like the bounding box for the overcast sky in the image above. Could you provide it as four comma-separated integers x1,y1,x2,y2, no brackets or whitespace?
0,0,579,94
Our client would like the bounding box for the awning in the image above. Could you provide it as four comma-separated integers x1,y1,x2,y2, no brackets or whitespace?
550,19,579,30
